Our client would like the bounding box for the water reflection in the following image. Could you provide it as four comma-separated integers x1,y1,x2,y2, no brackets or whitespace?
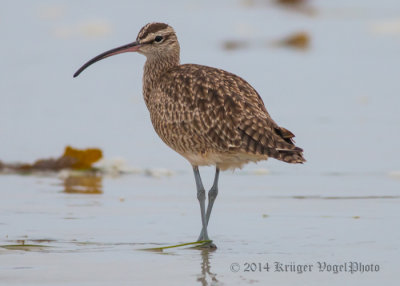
197,249,219,286
63,174,103,194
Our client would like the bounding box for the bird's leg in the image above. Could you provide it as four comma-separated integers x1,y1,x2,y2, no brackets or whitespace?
206,167,220,224
193,166,210,241
197,168,220,242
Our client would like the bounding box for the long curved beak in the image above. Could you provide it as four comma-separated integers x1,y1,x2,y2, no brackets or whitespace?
73,41,141,78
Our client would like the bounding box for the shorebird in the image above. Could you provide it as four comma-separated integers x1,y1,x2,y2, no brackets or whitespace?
74,22,305,247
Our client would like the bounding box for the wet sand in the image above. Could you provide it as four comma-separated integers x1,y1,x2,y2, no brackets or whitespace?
1,0,400,284
1,171,399,285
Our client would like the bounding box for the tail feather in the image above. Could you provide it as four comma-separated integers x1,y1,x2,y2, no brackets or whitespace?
238,117,305,164
273,126,305,163
275,147,305,164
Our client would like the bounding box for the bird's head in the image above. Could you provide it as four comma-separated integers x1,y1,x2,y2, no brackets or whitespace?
135,23,179,57
73,22,179,78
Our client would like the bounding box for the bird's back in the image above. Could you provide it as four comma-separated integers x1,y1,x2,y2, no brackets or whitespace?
146,64,305,170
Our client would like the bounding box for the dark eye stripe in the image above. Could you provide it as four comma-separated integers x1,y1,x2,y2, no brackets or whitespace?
142,34,171,45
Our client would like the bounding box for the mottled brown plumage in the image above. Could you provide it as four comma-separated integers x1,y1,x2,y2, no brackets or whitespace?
136,23,305,170
74,22,305,246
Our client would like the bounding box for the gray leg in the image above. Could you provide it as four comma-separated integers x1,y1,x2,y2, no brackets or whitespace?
197,168,220,241
193,166,209,241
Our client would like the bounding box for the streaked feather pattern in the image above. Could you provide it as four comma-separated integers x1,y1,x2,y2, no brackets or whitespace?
138,23,305,170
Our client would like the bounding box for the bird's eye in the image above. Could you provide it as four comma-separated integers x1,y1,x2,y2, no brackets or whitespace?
154,36,163,43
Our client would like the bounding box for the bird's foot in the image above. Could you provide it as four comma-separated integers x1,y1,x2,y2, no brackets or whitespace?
195,239,217,249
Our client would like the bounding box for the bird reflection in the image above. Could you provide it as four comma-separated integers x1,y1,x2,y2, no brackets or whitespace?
63,174,103,194
197,249,219,286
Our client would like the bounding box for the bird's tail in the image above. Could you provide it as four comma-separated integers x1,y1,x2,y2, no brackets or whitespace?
272,126,305,163
274,147,305,164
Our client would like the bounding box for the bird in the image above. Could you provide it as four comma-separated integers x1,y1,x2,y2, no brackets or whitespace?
74,22,305,248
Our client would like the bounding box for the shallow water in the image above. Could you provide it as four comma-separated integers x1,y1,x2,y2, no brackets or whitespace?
1,0,400,285
1,172,399,285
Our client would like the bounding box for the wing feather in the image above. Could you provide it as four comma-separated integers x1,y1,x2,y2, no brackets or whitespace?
153,64,305,163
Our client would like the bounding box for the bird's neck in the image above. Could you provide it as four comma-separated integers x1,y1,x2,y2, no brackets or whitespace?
143,53,180,106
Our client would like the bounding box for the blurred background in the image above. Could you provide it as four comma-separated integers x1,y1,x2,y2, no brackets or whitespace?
1,1,400,285
1,0,399,175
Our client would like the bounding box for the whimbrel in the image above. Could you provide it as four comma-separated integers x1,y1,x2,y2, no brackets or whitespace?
74,22,305,247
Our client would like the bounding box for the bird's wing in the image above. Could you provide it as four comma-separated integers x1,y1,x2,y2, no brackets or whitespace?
158,64,304,162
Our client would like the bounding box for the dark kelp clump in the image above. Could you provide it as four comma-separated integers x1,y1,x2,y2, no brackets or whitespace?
0,146,103,173
276,32,310,50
